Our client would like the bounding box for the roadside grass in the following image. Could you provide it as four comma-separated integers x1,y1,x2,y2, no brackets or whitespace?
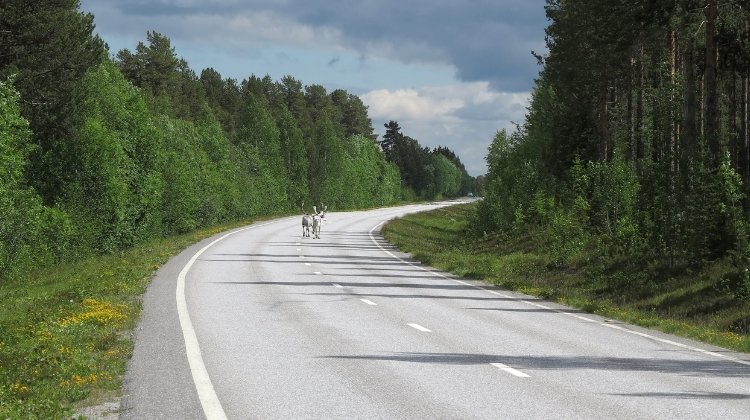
0,219,259,419
382,202,750,354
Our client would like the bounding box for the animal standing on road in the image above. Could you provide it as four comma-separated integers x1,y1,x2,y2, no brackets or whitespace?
301,202,312,237
312,204,327,239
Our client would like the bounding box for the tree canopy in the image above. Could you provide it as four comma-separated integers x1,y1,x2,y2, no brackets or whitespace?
476,0,750,302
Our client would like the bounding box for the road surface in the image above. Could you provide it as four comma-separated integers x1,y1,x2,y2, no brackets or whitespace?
121,201,750,419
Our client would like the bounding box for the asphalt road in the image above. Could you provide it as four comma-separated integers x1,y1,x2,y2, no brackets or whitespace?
121,201,750,419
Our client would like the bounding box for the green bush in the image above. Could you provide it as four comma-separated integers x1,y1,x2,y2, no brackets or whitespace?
0,79,73,277
61,63,163,253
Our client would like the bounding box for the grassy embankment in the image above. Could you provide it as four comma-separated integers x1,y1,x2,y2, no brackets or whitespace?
0,219,261,419
382,202,750,354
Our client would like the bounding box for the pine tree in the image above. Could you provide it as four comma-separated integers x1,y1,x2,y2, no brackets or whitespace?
381,120,402,161
0,0,106,202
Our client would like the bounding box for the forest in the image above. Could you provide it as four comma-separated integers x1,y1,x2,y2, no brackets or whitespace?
477,0,750,304
0,1,474,278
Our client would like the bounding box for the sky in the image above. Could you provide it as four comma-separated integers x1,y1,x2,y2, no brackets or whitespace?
79,0,549,176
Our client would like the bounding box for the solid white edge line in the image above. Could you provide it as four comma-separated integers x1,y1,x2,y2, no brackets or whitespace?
408,323,432,332
491,363,530,378
178,226,264,420
367,222,750,367
175,219,280,420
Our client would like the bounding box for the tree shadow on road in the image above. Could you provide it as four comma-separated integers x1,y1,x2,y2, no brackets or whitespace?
321,352,750,378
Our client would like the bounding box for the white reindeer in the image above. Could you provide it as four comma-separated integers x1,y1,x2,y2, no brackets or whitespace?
311,203,327,239
301,202,312,237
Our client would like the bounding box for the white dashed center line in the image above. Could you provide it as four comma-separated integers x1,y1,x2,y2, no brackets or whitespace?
304,263,311,266
314,271,323,275
408,323,431,332
491,363,530,378
360,299,377,306
332,283,343,288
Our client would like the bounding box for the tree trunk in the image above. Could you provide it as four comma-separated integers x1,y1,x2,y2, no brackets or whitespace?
627,55,635,163
671,29,680,172
636,45,645,162
704,0,720,162
682,23,697,178
651,47,663,163
599,91,610,161
730,74,739,169
743,16,750,187
743,73,749,184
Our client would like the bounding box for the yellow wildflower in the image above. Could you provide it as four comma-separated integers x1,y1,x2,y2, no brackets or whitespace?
13,383,30,395
59,298,128,327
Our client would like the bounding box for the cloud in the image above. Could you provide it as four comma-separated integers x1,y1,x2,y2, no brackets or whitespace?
362,89,464,121
362,82,530,176
82,0,548,92
93,8,346,51
363,83,529,124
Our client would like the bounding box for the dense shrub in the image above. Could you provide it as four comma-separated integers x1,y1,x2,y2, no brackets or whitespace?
0,80,73,276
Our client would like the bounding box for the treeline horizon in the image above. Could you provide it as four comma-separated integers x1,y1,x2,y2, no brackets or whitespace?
476,0,750,303
0,1,475,278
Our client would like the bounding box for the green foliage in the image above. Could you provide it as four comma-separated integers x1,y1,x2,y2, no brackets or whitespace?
477,0,750,304
276,106,309,205
61,62,163,253
156,110,288,233
116,31,206,121
200,68,243,139
330,90,374,139
314,111,345,204
237,92,289,203
0,80,72,278
333,135,401,209
158,117,220,233
427,154,462,199
578,157,641,254
0,0,106,203
379,120,474,199
233,142,289,216
476,129,551,233
716,154,750,301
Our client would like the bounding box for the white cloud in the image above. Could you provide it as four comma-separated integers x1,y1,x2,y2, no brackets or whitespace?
361,82,530,176
362,82,529,123
100,9,346,51
182,12,344,48
84,0,548,91
361,89,464,121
